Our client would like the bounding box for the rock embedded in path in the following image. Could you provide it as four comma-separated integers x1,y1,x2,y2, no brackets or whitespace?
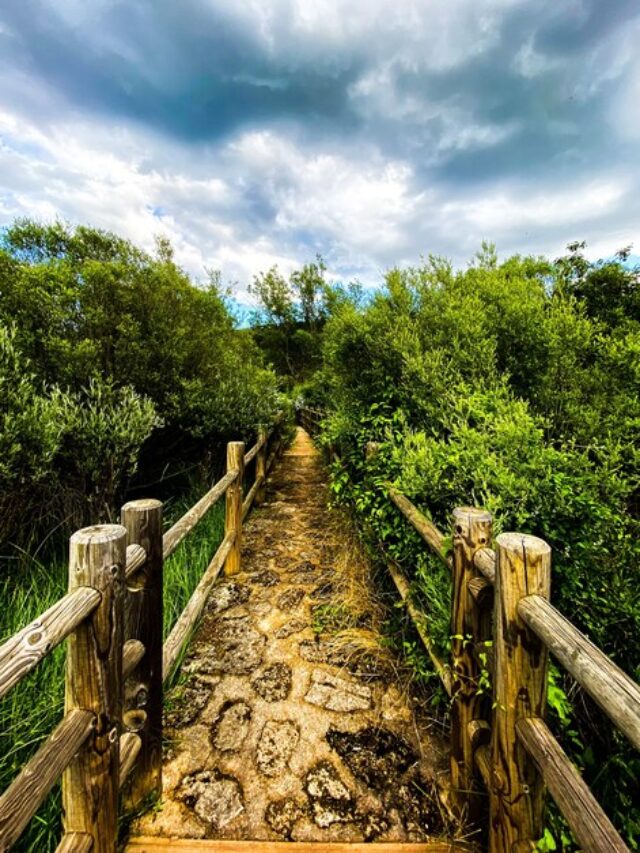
390,773,444,835
207,581,251,616
179,769,244,829
277,587,305,610
164,675,215,728
326,726,417,792
299,638,328,664
211,700,252,752
198,615,265,674
256,720,300,776
304,760,355,827
251,663,293,702
265,797,308,838
304,669,372,712
249,569,280,587
275,618,308,639
359,809,391,841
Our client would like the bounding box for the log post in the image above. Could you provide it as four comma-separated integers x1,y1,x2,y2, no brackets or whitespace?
450,507,493,822
489,532,551,852
255,427,267,506
120,498,163,810
63,524,127,853
224,441,245,576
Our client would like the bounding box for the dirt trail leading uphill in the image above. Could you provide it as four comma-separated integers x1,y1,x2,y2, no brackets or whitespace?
131,428,451,845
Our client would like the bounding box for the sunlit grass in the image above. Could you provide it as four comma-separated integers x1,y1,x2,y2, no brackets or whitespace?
0,488,225,852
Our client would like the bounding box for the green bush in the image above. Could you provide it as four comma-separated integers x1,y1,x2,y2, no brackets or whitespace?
314,245,640,847
0,219,283,546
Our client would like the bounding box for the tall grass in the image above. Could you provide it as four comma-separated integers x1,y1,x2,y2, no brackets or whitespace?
0,486,226,852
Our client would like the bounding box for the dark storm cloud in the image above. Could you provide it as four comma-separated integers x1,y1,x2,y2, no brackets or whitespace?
0,0,363,141
0,0,638,288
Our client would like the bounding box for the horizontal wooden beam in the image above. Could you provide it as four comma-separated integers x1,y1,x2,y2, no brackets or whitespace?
516,717,629,852
119,732,142,787
0,587,101,701
472,547,495,583
243,432,266,465
163,468,238,560
125,544,147,579
162,529,236,681
122,639,146,680
385,557,452,696
126,839,471,852
56,832,94,853
241,474,264,521
0,710,95,850
518,594,640,751
387,488,450,568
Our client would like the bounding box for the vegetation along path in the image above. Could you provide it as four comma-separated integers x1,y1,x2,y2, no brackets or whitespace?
131,428,454,847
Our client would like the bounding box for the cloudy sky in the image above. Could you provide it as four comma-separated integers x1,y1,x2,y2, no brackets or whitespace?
0,0,639,296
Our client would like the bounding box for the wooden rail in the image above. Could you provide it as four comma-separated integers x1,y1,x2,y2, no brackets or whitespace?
382,469,638,851
297,408,639,852
0,422,283,852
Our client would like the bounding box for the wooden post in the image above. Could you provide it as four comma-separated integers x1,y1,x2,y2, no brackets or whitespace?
120,498,163,810
489,532,551,853
224,441,245,576
63,524,126,853
255,427,267,506
450,507,493,823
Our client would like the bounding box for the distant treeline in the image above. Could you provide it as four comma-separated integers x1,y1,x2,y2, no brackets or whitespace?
0,219,282,550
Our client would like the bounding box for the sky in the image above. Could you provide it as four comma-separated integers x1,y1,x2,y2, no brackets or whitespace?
0,0,639,298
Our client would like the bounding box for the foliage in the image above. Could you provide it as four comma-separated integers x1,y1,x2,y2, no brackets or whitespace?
248,255,329,385
0,324,158,540
313,244,640,847
0,218,282,545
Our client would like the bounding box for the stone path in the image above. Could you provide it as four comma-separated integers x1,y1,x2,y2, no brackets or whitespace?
131,428,452,845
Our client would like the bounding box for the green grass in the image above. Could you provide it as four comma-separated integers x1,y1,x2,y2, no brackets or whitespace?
0,487,225,852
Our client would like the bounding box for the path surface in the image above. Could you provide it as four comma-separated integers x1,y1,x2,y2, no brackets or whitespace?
131,428,451,845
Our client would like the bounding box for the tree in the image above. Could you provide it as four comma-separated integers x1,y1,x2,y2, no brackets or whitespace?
290,255,327,328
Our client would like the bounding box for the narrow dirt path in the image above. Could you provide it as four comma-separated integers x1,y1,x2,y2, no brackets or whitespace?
131,428,451,845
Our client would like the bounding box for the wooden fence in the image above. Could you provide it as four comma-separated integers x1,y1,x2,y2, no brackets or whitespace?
0,424,284,852
299,407,640,853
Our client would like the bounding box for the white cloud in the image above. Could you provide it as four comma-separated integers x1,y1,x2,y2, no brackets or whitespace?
1,0,639,298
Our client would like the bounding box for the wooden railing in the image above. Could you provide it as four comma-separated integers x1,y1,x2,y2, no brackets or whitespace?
0,424,283,852
299,407,640,853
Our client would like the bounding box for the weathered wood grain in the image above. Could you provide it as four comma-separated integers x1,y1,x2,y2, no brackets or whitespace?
125,544,146,579
255,426,267,506
119,732,142,787
62,524,126,853
473,547,496,583
55,831,94,852
122,639,145,680
0,709,94,850
162,530,236,681
518,594,640,752
162,469,238,560
121,498,163,810
0,587,100,702
467,575,493,608
385,557,452,696
468,719,492,794
387,488,451,568
241,474,263,522
450,507,492,821
489,532,551,853
243,430,266,465
224,442,244,576
516,717,629,852
126,839,472,852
